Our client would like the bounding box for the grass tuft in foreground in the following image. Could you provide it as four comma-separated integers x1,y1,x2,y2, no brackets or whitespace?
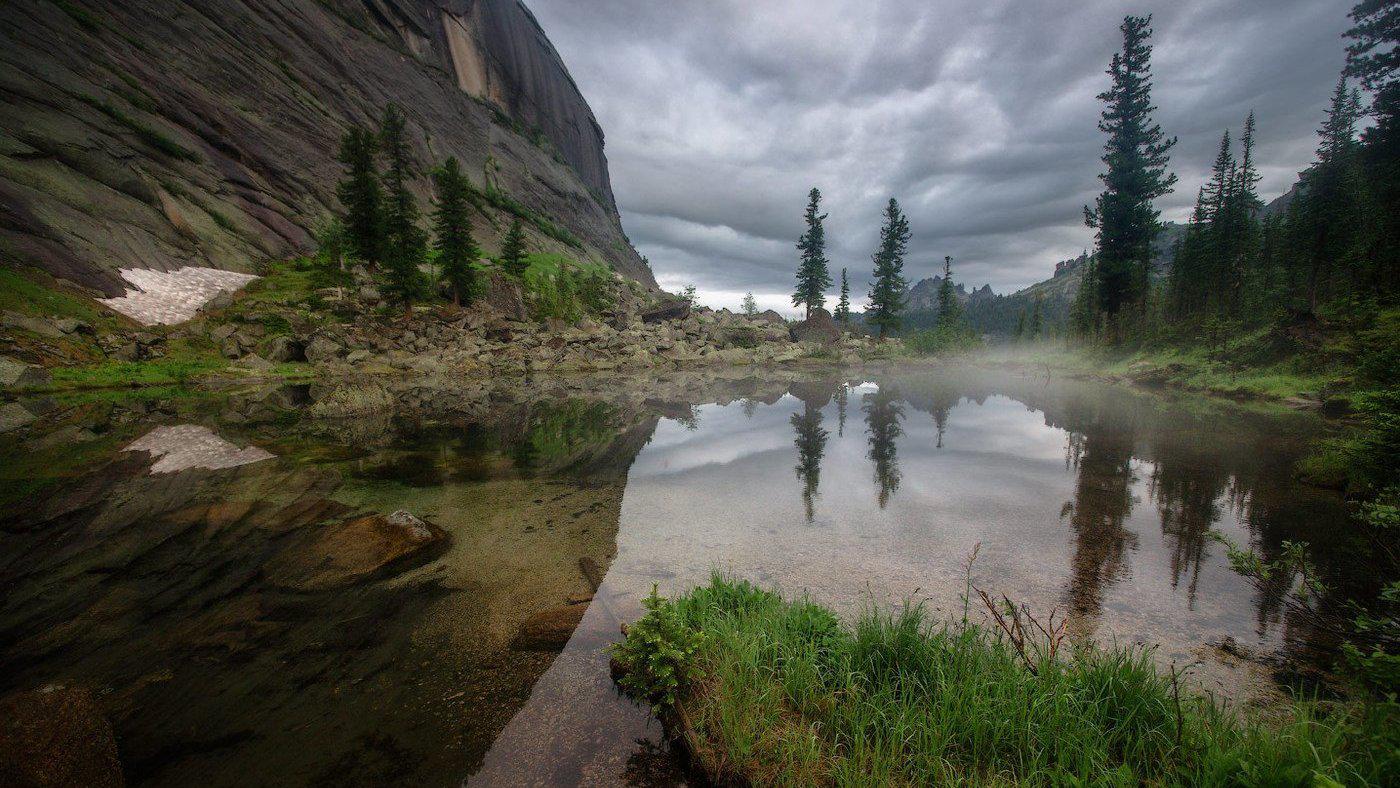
613,573,1398,786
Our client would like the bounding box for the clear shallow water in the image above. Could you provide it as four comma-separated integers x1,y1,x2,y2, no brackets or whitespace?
0,365,1362,785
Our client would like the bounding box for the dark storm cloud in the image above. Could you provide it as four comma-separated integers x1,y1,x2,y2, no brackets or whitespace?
527,0,1353,310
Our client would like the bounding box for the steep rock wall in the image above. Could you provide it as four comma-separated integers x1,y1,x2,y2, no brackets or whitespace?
0,0,653,296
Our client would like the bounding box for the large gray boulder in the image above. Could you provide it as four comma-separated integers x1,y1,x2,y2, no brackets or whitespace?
753,309,787,326
303,335,343,365
641,300,691,324
480,272,528,322
790,308,841,345
0,356,51,389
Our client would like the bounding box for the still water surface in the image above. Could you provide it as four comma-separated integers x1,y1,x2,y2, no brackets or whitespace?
0,365,1357,785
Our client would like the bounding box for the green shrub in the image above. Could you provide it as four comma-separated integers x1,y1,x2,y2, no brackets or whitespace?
904,324,980,356
611,586,705,712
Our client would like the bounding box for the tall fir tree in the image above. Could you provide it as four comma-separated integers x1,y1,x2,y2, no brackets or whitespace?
1345,0,1400,290
499,217,528,278
792,188,833,318
431,157,478,307
1294,76,1368,309
1083,15,1177,339
936,255,962,328
1029,294,1044,339
866,198,911,337
336,126,384,266
834,268,851,323
378,104,426,308
1013,309,1026,340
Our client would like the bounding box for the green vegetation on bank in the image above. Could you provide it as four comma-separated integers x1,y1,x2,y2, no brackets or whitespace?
614,575,1399,786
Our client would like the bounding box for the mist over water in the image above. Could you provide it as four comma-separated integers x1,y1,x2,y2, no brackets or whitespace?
0,365,1359,785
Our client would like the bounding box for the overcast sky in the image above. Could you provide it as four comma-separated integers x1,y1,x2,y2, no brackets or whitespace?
527,0,1355,312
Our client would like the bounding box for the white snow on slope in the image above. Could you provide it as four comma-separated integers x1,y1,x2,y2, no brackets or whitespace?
99,267,259,325
125,425,275,474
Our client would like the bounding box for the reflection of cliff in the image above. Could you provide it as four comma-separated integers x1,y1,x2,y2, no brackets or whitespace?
0,393,661,786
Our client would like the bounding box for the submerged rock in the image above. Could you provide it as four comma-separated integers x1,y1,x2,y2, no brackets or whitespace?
267,510,447,591
510,604,587,651
0,686,124,787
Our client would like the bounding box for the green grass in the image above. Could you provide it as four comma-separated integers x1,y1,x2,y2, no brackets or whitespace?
1001,344,1338,402
614,575,1398,786
76,94,200,162
0,267,116,324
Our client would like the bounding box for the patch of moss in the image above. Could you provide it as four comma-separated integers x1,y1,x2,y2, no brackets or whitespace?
77,94,200,162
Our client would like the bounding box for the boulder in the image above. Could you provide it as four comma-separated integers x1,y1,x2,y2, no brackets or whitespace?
210,323,239,342
263,335,304,363
303,335,343,365
0,402,36,433
267,510,446,591
789,308,841,345
50,318,90,335
641,299,691,324
753,309,787,325
204,291,235,312
1,312,65,339
480,272,527,322
0,356,51,389
0,686,123,787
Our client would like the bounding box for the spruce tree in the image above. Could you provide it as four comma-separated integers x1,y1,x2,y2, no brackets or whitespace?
1295,77,1367,309
742,292,758,316
1345,0,1400,290
793,188,832,318
1083,15,1177,340
834,268,851,323
499,217,528,278
431,157,478,306
1014,309,1026,340
866,198,911,338
936,255,961,328
336,126,384,266
378,104,426,308
1029,294,1044,339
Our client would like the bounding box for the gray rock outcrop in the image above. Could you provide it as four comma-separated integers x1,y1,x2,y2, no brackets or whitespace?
0,0,655,294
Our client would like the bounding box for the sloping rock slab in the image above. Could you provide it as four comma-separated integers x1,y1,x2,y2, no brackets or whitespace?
0,686,123,787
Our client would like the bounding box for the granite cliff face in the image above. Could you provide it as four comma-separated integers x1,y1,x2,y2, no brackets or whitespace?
0,0,654,296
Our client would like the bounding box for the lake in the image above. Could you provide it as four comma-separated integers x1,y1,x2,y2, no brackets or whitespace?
0,364,1363,785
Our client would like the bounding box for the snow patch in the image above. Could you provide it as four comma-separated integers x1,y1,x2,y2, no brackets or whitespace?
99,267,259,325
125,425,275,474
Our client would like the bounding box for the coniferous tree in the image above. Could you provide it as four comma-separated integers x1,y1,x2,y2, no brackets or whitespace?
336,126,384,266
793,188,832,318
834,268,851,323
1294,77,1367,309
431,157,478,306
1014,309,1027,340
936,255,962,328
378,104,426,308
1029,294,1044,339
1345,0,1400,289
742,292,758,316
499,217,528,278
866,198,911,337
1069,255,1100,338
1083,15,1177,340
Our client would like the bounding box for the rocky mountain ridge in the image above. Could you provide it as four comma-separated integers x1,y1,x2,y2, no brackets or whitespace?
0,0,653,296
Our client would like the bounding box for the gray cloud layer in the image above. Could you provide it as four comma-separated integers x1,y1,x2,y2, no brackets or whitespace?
527,0,1353,310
